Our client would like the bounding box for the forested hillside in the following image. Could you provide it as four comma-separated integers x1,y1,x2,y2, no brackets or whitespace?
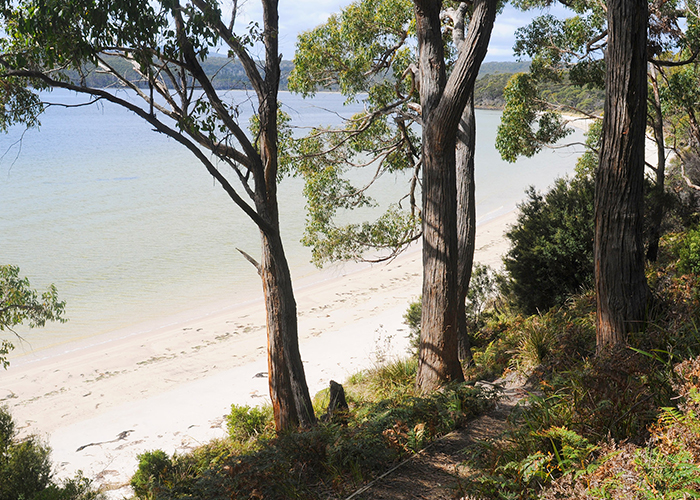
69,57,600,113
67,55,294,90
473,71,604,112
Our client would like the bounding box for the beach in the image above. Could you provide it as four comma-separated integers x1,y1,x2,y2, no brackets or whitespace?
0,210,516,498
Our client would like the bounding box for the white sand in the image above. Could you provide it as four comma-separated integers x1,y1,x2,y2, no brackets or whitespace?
0,211,516,498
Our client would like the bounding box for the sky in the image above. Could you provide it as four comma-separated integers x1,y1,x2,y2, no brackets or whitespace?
226,0,571,62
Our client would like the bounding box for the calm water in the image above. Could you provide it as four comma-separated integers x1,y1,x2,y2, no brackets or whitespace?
0,89,584,356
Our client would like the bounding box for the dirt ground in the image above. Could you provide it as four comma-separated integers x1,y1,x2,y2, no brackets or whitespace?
345,373,529,500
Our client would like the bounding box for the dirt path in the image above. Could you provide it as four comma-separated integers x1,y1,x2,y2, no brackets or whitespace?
346,373,529,500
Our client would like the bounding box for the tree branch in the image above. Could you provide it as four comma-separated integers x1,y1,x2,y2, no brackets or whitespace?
2,69,274,234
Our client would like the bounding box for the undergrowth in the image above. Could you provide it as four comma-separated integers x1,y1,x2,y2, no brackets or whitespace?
130,360,498,499
458,232,700,499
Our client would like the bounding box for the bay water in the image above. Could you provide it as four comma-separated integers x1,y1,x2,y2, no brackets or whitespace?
0,89,584,357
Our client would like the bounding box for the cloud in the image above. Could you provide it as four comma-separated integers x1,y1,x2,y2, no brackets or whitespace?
225,0,572,62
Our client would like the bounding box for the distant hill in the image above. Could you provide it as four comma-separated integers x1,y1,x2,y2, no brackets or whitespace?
66,57,600,113
473,62,604,113
478,61,531,76
474,72,512,109
64,55,292,91
69,57,531,92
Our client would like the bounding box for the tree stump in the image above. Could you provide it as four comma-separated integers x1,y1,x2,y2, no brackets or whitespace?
322,380,349,422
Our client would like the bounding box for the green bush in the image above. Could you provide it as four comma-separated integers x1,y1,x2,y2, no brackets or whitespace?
34,475,102,500
679,225,700,275
131,450,174,499
0,406,100,500
503,176,595,314
226,405,273,443
1,405,51,500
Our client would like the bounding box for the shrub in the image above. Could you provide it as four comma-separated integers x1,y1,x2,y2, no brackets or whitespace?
34,474,102,500
130,450,174,499
226,405,273,443
679,225,700,275
0,406,100,500
511,315,557,373
503,176,594,314
0,405,51,500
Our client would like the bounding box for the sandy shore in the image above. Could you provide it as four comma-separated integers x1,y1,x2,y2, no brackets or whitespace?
0,210,516,498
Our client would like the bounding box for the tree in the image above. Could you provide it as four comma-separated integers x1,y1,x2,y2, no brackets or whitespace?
498,0,700,266
413,0,497,390
0,264,66,369
494,0,700,351
289,0,497,391
595,0,649,349
0,0,315,431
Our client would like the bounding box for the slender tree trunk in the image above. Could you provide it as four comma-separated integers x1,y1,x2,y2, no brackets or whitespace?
257,0,315,430
646,65,666,262
595,0,649,352
456,93,477,362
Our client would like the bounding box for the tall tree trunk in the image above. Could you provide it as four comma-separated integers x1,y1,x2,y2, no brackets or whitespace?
257,0,315,430
456,93,477,362
414,0,496,392
415,0,463,391
595,0,649,352
646,64,666,263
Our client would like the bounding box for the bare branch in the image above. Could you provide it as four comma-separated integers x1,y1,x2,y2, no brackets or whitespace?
680,160,700,190
237,248,261,275
3,68,274,234
650,50,700,67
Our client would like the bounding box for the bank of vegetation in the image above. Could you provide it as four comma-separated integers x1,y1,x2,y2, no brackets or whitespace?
62,58,602,114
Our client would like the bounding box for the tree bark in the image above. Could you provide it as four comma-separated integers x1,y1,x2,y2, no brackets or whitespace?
260,230,316,430
595,0,649,352
456,93,477,362
414,0,496,392
414,0,461,392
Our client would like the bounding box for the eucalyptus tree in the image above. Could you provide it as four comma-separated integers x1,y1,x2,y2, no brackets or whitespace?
654,54,700,196
498,0,698,260
289,0,498,391
496,0,700,351
595,0,649,350
0,0,315,431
